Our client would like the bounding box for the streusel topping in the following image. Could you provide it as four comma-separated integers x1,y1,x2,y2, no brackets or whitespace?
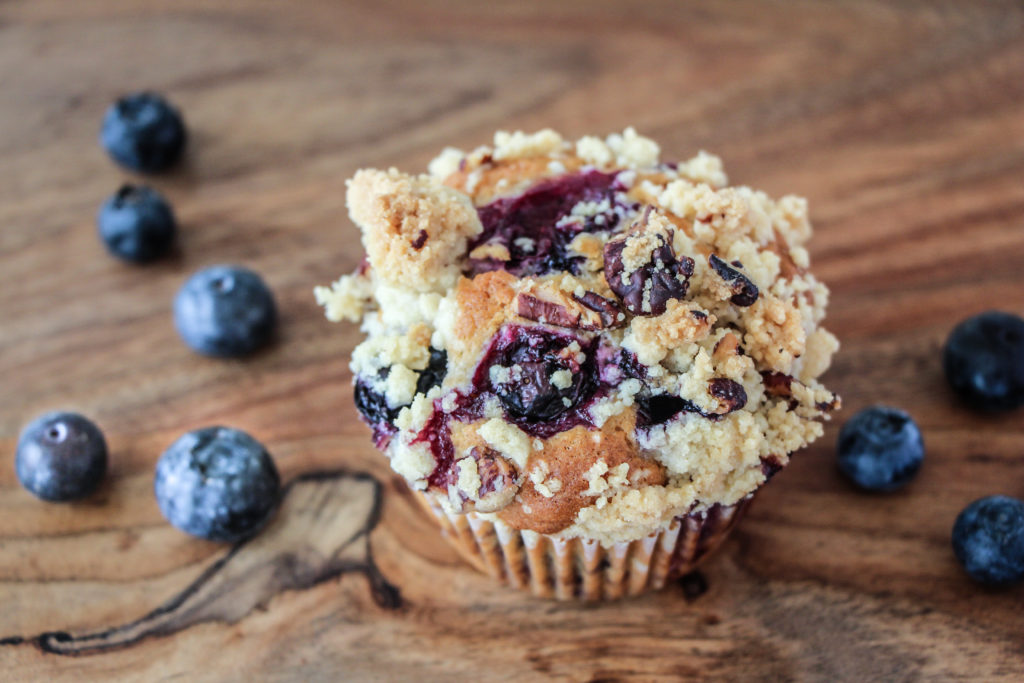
317,128,839,546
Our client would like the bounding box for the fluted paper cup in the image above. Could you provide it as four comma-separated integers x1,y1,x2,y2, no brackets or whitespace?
414,490,751,601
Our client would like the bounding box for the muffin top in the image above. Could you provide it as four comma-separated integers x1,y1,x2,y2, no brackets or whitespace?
317,128,839,545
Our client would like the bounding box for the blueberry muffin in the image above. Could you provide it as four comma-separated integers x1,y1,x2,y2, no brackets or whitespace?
316,128,839,599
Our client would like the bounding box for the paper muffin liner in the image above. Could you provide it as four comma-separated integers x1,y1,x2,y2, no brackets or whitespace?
414,490,752,601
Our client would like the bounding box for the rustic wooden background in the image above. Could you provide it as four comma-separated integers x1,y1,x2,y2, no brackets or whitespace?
1,0,1023,680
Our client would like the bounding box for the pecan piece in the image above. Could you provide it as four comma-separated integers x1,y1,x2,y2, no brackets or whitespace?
516,293,581,328
761,371,794,398
450,447,520,513
603,217,694,316
572,291,625,329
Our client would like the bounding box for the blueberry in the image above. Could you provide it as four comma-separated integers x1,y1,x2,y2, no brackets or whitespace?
15,412,107,502
97,184,176,263
708,254,759,306
416,347,448,396
100,92,186,173
174,265,277,357
943,311,1024,412
837,406,924,492
154,426,280,542
467,170,621,277
485,327,592,422
354,369,400,427
952,495,1024,586
354,348,448,430
636,393,690,426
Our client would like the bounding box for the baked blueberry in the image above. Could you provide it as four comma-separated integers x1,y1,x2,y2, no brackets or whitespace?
837,406,924,492
943,311,1024,412
708,254,759,306
485,326,592,422
354,370,399,428
468,170,621,277
100,92,186,173
952,495,1024,586
416,347,448,396
154,426,280,542
97,184,176,263
15,412,107,502
174,265,277,357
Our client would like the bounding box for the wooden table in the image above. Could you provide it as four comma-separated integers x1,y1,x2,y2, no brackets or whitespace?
2,1,1022,680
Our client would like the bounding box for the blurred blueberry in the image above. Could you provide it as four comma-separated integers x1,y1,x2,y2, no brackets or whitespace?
837,405,924,492
952,496,1024,586
100,92,186,173
943,311,1024,412
97,184,176,263
16,412,107,502
174,265,277,357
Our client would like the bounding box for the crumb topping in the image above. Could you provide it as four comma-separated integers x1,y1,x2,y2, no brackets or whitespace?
319,128,839,546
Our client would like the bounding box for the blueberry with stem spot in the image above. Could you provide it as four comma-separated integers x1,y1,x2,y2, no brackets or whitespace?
16,412,107,502
952,495,1024,586
100,92,187,173
837,406,924,492
97,184,176,263
154,426,280,542
943,311,1024,412
174,265,277,357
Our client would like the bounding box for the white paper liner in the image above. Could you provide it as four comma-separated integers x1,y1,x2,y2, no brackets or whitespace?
414,491,752,601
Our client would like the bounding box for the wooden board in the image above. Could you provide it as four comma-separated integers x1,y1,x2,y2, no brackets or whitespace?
1,0,1023,679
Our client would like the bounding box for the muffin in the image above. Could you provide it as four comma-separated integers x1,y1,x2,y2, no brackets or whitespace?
316,128,839,600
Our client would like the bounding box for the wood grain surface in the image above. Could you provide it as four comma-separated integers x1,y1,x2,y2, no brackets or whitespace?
2,0,1023,680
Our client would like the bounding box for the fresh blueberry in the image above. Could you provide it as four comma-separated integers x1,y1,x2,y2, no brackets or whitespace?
100,92,186,173
154,426,280,542
97,184,176,263
15,412,107,502
943,311,1024,412
174,265,277,357
837,405,924,492
952,495,1024,586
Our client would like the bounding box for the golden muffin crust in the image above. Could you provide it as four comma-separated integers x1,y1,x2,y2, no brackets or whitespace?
319,128,839,546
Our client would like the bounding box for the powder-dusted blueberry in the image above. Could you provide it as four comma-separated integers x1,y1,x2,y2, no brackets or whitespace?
15,412,107,502
952,495,1024,586
100,92,186,173
708,254,759,306
154,426,280,542
943,311,1024,412
837,406,924,492
97,184,176,263
174,265,277,357
603,225,694,316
